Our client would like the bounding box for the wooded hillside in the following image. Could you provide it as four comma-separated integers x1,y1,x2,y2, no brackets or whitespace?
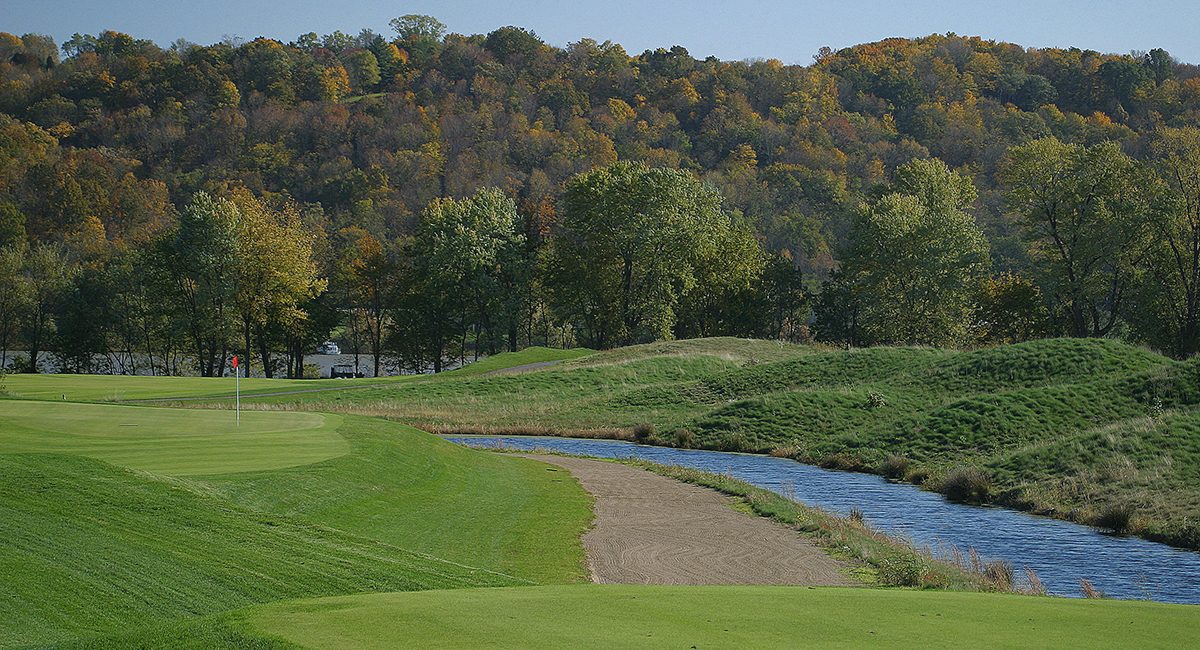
2,20,1198,374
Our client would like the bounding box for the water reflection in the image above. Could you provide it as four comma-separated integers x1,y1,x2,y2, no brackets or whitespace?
449,436,1200,604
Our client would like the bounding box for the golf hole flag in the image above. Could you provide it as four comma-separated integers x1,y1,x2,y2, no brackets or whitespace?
232,356,240,424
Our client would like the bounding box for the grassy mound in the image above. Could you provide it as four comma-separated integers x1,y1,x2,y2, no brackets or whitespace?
253,353,751,430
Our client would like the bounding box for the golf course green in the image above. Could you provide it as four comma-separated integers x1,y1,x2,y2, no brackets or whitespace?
0,400,348,475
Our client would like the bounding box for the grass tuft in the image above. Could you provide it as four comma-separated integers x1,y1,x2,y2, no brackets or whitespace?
879,453,910,479
632,422,655,443
1094,502,1137,533
938,467,992,504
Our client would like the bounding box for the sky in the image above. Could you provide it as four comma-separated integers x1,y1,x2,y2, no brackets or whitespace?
4,0,1198,66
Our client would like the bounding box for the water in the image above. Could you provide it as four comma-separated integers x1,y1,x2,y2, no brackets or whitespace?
448,436,1200,604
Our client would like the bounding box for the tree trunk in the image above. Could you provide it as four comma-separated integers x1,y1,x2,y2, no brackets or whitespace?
256,322,274,379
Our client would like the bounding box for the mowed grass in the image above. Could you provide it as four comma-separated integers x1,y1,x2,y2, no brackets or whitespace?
1,402,594,648
7,340,1200,648
205,415,593,583
0,401,349,475
0,453,526,649
207,336,1200,549
212,586,1200,649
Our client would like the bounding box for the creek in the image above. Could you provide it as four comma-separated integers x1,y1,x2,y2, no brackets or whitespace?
448,436,1200,604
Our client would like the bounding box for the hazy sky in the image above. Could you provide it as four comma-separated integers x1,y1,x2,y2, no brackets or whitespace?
5,0,1197,65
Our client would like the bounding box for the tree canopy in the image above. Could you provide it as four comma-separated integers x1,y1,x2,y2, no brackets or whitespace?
546,161,761,348
2,23,1200,372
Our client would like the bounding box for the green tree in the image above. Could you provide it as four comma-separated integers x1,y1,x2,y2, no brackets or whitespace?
160,192,239,377
344,234,395,377
973,272,1051,344
1138,126,1200,358
0,244,29,368
389,15,446,41
21,242,73,372
400,188,527,371
52,266,114,373
390,15,444,62
345,50,381,91
546,161,757,348
0,200,26,247
673,214,765,339
834,158,990,346
228,190,325,379
1003,138,1149,338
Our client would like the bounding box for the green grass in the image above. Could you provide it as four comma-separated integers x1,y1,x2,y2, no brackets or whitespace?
7,337,1200,648
1,372,321,401
442,346,596,375
244,353,752,430
0,401,349,475
0,453,526,648
206,415,593,583
1,404,594,648
64,585,1193,650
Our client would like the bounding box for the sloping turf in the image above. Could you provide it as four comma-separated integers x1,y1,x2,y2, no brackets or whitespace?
0,402,594,648
0,453,525,648
205,415,593,584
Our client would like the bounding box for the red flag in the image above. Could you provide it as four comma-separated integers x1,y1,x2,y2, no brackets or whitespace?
232,356,239,368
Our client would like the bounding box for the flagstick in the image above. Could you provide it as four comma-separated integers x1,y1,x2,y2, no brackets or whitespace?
233,355,240,425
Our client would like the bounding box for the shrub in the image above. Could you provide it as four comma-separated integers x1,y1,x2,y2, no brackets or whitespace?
1094,502,1135,533
905,467,933,485
878,453,910,479
819,452,863,472
1080,578,1107,598
939,467,992,504
769,444,799,458
983,559,1014,591
866,390,887,409
632,422,655,443
877,555,926,587
672,428,696,448
724,430,748,452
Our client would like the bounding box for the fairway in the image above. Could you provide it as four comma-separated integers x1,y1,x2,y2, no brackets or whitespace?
245,585,1200,650
0,401,349,475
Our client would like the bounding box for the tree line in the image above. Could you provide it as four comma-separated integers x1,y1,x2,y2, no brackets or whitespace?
0,20,1198,374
